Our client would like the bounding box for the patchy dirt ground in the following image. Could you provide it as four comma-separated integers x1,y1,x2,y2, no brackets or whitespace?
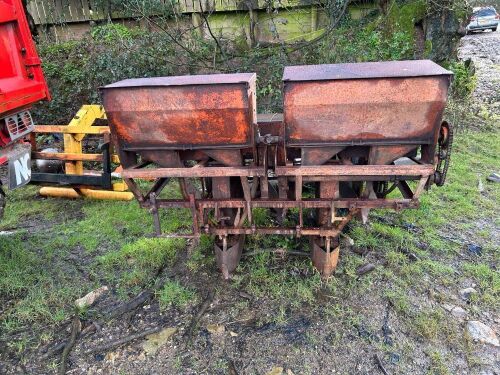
1,33,499,375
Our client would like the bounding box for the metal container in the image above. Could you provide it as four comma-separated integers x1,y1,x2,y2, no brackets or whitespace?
102,61,454,279
283,60,452,147
100,73,257,153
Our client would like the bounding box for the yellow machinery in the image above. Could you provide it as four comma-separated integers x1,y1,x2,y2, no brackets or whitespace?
30,105,133,201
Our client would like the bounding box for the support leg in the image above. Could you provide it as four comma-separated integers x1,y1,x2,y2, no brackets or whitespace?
311,236,340,279
212,176,245,278
214,235,245,279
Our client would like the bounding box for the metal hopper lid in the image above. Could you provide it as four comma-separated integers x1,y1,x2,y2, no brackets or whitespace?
283,60,453,82
101,73,256,89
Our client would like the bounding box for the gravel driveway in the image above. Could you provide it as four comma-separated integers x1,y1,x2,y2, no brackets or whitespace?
458,29,500,115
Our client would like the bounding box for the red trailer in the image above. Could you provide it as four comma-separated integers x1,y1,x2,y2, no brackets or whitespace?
0,0,50,215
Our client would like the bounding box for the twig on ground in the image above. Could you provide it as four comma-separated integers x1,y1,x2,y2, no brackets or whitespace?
185,290,215,343
58,315,81,375
40,341,67,360
227,358,238,375
356,263,376,276
105,290,153,320
84,326,162,355
41,321,98,360
80,321,99,340
374,354,389,375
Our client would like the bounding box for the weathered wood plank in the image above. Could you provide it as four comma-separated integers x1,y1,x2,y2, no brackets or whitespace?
80,0,90,19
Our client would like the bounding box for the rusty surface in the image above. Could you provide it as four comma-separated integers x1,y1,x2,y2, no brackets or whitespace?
311,240,340,278
122,164,434,179
283,60,452,81
150,198,419,209
104,61,451,278
215,235,245,279
100,73,256,159
283,60,452,147
273,164,435,177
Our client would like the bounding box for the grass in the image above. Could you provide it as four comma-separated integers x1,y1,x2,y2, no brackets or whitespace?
157,280,197,309
462,262,500,308
0,230,83,335
96,237,185,296
0,186,63,230
413,309,445,341
426,350,451,375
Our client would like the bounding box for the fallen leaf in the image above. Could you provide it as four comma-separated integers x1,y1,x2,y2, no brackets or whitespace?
142,327,177,355
206,324,225,335
105,351,119,364
266,367,284,375
229,331,238,337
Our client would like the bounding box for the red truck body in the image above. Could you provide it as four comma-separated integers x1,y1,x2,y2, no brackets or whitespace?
0,0,49,190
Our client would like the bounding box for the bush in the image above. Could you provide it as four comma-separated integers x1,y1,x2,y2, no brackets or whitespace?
447,60,476,100
33,28,185,124
90,23,134,42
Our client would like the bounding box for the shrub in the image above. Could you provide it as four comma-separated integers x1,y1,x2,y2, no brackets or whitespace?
447,60,476,99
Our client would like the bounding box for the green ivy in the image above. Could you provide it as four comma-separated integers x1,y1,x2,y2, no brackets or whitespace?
446,60,477,99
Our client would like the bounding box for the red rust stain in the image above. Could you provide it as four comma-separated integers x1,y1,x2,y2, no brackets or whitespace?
103,83,255,149
284,76,449,145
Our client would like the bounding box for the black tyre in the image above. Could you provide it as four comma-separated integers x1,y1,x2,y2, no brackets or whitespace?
0,186,5,221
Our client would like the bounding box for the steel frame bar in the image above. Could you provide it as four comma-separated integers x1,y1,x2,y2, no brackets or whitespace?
140,198,419,210
122,164,433,180
31,142,112,189
122,166,266,179
275,164,434,177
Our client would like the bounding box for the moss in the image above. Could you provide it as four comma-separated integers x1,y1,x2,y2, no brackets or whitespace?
388,0,427,31
384,0,425,50
424,39,433,57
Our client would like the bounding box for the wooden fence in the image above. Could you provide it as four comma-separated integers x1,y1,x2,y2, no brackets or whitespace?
27,0,332,24
27,0,377,43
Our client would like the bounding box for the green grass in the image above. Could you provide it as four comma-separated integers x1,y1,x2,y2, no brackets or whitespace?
462,262,500,308
157,280,196,309
413,309,445,341
0,234,82,334
0,183,188,340
384,287,412,316
0,186,71,230
97,237,185,295
401,130,499,250
426,350,451,375
187,235,214,271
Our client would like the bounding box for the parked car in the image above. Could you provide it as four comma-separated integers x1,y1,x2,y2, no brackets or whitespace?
466,7,499,33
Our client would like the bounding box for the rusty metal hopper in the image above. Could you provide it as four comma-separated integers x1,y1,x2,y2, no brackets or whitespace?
100,73,257,158
283,60,452,147
102,62,454,280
